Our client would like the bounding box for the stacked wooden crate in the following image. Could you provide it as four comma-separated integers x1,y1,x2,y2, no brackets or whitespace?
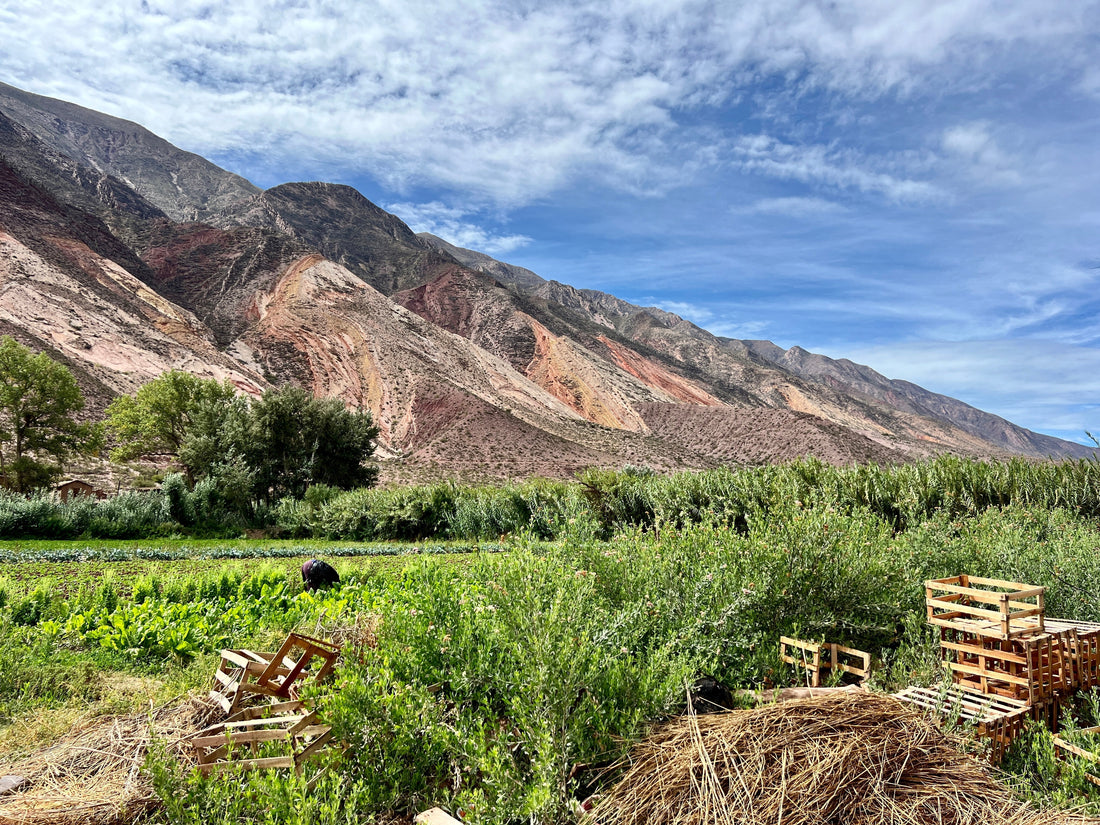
893,576,1100,760
185,632,343,785
925,576,1100,710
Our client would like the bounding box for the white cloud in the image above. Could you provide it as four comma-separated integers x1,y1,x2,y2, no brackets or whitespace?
730,135,940,202
744,196,848,217
387,201,532,256
836,339,1100,435
941,121,1022,185
0,0,1092,207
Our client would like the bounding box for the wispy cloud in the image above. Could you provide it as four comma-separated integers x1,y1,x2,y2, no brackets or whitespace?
730,135,940,202
836,339,1100,436
743,196,849,217
0,0,1092,206
941,121,1022,186
387,201,532,256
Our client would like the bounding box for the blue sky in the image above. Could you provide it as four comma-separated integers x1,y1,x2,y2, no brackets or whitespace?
2,0,1099,442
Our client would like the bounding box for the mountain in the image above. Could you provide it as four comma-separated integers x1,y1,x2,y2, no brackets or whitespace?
0,81,257,222
217,182,458,295
0,81,1090,482
424,234,1097,460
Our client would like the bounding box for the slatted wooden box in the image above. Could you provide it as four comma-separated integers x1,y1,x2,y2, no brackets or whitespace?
1040,618,1100,691
779,637,871,688
926,576,1046,640
185,700,335,788
939,626,1074,707
894,684,1029,763
211,633,341,715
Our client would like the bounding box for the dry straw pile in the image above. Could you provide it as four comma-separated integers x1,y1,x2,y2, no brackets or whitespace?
595,691,1094,825
0,696,216,825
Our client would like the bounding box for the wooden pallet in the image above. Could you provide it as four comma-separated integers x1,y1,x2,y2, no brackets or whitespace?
894,684,1029,762
926,575,1045,640
780,637,870,687
211,633,341,715
185,701,336,788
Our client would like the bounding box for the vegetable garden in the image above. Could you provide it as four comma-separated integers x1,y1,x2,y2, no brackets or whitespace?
4,457,1100,823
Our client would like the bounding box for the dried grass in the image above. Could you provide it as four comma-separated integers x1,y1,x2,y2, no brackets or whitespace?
0,695,218,825
595,691,1096,825
311,612,378,663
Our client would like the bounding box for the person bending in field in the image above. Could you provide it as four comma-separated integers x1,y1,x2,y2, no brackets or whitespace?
301,559,340,591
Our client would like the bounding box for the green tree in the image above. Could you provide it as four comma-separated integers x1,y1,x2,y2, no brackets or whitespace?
247,386,379,502
105,370,241,474
0,336,102,492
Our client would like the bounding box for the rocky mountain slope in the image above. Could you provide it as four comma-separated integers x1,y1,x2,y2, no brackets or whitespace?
426,234,1096,460
0,104,717,479
0,80,1090,480
0,82,257,222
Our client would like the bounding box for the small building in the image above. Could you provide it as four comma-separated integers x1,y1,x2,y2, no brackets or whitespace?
56,479,106,501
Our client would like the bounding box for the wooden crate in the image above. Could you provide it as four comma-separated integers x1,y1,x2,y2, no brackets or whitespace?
1074,629,1100,690
1038,618,1100,691
779,637,870,688
894,684,1029,763
939,626,1073,707
211,633,341,715
185,702,335,788
926,575,1045,640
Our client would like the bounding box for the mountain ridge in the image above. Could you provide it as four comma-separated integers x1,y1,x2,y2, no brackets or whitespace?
0,80,1091,481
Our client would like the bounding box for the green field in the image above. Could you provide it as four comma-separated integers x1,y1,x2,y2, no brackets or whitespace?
0,539,498,597
4,460,1100,823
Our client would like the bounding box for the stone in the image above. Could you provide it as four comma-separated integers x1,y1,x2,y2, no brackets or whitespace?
0,775,27,796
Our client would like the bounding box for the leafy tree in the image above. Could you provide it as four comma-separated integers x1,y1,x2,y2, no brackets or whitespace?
0,336,102,492
105,370,241,475
246,386,379,502
109,374,379,507
175,394,251,483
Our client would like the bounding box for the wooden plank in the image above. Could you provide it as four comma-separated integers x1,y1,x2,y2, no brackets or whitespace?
236,681,285,699
947,661,1032,686
415,809,464,825
928,599,1012,622
218,650,253,668
191,729,293,748
288,712,320,736
926,581,1025,604
222,713,310,730
225,700,306,723
967,576,1043,594
940,639,1030,665
197,756,296,775
294,729,334,764
930,618,1035,641
1053,736,1100,762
